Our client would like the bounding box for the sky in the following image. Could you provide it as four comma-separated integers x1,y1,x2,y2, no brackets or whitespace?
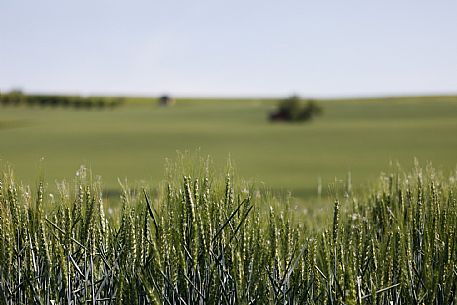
1,0,456,98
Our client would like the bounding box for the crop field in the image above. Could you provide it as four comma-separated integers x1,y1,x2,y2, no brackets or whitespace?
0,96,457,304
1,96,457,205
0,159,456,304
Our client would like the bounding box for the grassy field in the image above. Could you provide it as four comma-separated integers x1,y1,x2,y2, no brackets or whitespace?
1,158,456,304
1,96,457,304
1,96,457,204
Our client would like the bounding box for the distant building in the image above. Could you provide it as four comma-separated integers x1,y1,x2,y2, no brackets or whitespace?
158,95,175,107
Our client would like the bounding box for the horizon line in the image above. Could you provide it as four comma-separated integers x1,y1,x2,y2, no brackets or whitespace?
1,88,457,100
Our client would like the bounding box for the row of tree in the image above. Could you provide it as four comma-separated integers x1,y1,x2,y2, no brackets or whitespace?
0,91,124,110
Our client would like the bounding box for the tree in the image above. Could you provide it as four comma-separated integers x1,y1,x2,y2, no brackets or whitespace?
269,95,322,122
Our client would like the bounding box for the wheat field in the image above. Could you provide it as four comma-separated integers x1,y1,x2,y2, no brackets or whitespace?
0,158,455,304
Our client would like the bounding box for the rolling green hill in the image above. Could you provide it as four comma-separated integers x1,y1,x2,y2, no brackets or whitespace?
1,95,456,205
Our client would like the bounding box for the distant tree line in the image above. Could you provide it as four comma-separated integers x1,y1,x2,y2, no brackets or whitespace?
269,95,323,122
0,90,124,110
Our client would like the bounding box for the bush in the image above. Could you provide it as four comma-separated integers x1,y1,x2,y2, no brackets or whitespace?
0,90,25,106
270,95,322,122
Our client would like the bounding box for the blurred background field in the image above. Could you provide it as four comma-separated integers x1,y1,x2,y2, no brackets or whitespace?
1,96,456,206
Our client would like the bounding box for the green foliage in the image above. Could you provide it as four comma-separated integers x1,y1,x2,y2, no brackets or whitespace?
270,95,322,122
0,91,124,109
0,160,456,304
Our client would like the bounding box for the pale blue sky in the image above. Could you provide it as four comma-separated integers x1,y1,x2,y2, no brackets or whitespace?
1,0,456,97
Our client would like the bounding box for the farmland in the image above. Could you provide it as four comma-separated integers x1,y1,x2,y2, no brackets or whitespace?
1,95,457,304
1,95,456,205
0,154,456,304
